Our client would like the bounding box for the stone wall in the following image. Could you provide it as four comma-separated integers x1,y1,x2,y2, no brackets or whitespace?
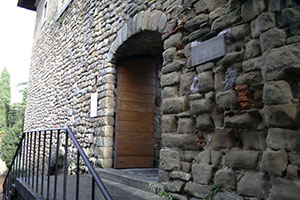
25,0,300,199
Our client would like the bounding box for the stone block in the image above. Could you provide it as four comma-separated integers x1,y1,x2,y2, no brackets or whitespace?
161,97,188,114
269,177,300,200
232,24,250,40
180,72,195,95
162,134,199,150
242,57,262,72
212,11,241,32
259,28,286,52
184,14,208,32
162,115,177,133
196,62,214,73
214,192,243,200
212,128,236,149
261,43,300,81
216,90,238,111
268,0,284,11
235,71,263,86
160,149,180,171
162,86,178,99
245,39,261,59
161,71,181,87
169,171,192,181
184,182,211,199
262,104,298,128
280,7,300,27
287,165,299,181
214,169,237,189
189,99,213,115
251,12,275,38
196,114,214,131
224,111,261,129
267,128,300,152
263,81,292,105
240,130,267,150
188,27,210,42
196,148,211,164
289,152,300,165
192,163,213,184
158,13,167,33
209,7,225,20
162,60,185,74
163,47,177,63
222,50,244,65
194,0,227,14
177,117,195,134
98,158,112,168
225,150,259,170
164,181,185,193
181,162,191,172
158,169,169,182
211,150,222,166
241,0,265,22
164,32,183,49
198,71,214,93
181,151,198,162
237,171,269,199
262,150,287,176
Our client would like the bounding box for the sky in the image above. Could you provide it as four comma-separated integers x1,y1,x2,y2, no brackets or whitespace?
0,0,36,103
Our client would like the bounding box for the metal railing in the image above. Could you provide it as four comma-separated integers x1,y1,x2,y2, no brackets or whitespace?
2,127,112,200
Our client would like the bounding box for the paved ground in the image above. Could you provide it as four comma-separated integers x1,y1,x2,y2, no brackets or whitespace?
18,174,163,200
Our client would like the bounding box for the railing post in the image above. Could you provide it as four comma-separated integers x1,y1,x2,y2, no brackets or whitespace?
54,130,60,200
63,131,68,200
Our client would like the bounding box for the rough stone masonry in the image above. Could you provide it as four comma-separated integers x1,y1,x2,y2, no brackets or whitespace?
23,0,300,199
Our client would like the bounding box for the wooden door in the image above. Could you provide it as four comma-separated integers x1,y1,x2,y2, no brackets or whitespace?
114,58,157,168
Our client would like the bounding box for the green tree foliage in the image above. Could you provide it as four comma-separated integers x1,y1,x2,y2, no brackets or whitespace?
0,71,27,166
0,68,11,130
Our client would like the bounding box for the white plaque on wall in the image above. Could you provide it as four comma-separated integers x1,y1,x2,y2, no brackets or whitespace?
90,92,98,118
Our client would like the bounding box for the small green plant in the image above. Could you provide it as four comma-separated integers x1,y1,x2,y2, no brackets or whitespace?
201,181,229,200
157,190,173,200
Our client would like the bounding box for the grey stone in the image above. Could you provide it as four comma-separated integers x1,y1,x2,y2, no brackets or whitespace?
162,134,199,150
267,128,300,152
245,39,261,59
198,72,214,93
160,149,180,171
269,177,300,200
161,97,188,114
184,182,211,198
259,28,286,52
242,57,262,72
158,13,167,33
222,51,244,65
169,171,192,181
196,114,214,131
149,10,162,31
177,117,194,134
162,60,185,74
251,12,275,38
240,130,267,150
224,111,261,129
163,47,177,63
289,152,300,165
232,24,250,40
209,7,225,20
190,99,213,115
159,170,169,182
212,128,236,149
280,7,300,27
181,151,198,162
211,150,222,166
287,165,299,181
181,162,191,173
192,163,213,184
262,104,298,128
216,90,238,111
241,0,265,22
194,0,227,14
164,32,183,49
184,14,209,32
287,35,300,44
188,27,210,42
164,181,185,193
212,11,241,32
235,71,263,86
261,43,300,81
263,81,293,105
184,43,191,58
262,150,287,176
180,72,196,95
237,171,269,199
196,63,214,74
214,192,243,200
225,150,259,170
215,169,237,189
291,22,300,36
196,148,211,164
162,115,177,133
268,0,284,11
161,71,180,87
162,87,178,99
214,72,224,91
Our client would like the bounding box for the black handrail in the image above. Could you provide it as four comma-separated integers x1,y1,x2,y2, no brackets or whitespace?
2,127,113,200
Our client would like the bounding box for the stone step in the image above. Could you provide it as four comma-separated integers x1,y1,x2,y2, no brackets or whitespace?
96,168,161,194
15,174,163,200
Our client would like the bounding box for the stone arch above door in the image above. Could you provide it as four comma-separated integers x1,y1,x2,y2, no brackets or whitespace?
107,10,167,62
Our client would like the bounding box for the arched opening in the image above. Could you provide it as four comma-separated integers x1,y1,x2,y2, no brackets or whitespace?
113,30,163,168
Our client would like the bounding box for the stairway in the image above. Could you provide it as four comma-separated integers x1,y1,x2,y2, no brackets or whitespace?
14,168,163,200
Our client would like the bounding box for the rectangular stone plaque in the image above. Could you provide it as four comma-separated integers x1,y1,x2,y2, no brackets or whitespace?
90,92,98,118
192,34,226,67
